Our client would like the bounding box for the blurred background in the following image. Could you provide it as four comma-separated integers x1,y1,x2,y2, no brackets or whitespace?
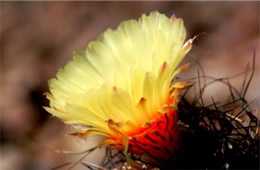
0,2,259,170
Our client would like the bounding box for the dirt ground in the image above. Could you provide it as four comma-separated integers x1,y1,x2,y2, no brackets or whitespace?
0,2,259,170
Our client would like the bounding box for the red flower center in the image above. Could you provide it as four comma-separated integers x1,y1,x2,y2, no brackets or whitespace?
128,109,179,164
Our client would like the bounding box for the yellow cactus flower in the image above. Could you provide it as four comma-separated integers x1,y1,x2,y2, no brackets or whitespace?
44,11,193,166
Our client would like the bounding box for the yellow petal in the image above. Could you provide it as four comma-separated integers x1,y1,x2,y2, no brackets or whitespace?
45,11,191,139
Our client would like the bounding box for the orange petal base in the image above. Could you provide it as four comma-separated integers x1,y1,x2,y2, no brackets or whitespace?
128,109,179,164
